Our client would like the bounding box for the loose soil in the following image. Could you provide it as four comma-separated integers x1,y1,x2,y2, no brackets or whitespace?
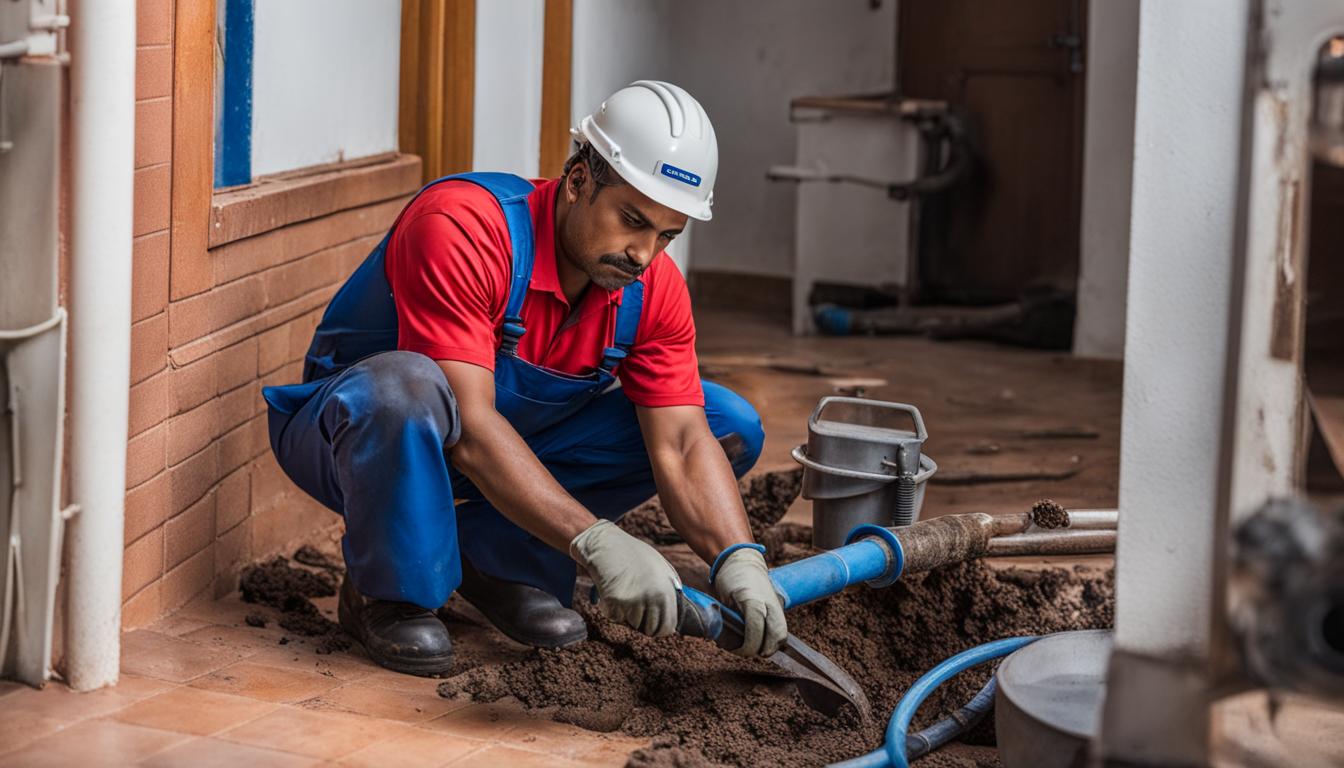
239,555,352,654
437,531,1113,767
1030,499,1070,529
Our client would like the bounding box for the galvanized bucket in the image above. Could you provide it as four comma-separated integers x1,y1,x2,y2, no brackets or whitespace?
791,397,938,549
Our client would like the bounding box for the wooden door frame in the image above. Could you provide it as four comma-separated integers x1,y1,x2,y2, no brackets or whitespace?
399,0,476,182
539,0,573,178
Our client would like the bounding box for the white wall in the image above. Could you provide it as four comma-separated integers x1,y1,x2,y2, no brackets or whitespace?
1113,0,1251,659
472,0,546,177
1072,0,1140,360
250,0,402,177
571,0,896,279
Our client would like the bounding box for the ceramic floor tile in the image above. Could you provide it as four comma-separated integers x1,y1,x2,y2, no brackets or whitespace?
188,660,342,703
0,709,67,758
112,685,278,735
419,700,536,741
0,677,164,724
572,736,652,767
0,680,26,698
217,706,410,760
0,718,188,767
499,718,613,761
175,593,267,626
141,736,323,768
121,629,241,683
336,727,489,768
181,623,291,656
446,743,586,768
298,681,468,724
244,643,379,682
148,613,214,637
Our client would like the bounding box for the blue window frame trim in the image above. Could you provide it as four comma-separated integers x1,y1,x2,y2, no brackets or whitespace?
215,0,254,188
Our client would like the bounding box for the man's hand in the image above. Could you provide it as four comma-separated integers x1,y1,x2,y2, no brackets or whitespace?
570,520,682,637
712,545,787,657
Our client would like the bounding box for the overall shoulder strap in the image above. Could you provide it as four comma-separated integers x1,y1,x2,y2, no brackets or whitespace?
600,279,645,373
441,172,536,354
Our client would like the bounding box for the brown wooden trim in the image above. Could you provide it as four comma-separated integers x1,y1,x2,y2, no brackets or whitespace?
399,0,476,183
170,0,216,300
539,0,574,178
210,154,422,248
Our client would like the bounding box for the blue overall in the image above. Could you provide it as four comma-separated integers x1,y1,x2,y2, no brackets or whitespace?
262,173,763,611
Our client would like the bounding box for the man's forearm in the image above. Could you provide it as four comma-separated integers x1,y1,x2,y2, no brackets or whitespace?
448,408,597,553
648,427,754,565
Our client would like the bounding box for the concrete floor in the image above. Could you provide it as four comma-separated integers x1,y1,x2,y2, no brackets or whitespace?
2,309,1337,766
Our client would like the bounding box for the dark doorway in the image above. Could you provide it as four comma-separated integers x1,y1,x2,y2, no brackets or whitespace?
899,0,1087,304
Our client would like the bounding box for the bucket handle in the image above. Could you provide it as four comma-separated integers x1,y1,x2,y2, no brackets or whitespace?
809,397,928,441
792,445,938,483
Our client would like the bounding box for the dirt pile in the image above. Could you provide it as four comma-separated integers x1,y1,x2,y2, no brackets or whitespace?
437,547,1114,768
619,469,803,545
239,553,351,654
1030,499,1070,529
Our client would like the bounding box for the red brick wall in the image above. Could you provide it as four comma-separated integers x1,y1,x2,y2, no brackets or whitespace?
121,0,418,629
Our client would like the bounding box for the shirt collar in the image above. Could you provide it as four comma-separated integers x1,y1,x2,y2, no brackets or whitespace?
529,178,623,307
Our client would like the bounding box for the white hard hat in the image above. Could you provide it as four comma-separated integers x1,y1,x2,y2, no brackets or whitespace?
572,80,718,222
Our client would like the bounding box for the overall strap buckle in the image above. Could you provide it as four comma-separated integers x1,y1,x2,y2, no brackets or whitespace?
499,317,526,355
598,346,628,374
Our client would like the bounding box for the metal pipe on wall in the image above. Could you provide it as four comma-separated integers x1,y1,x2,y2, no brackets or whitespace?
63,0,135,691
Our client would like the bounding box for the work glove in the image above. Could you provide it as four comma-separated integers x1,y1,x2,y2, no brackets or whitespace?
711,544,788,657
570,519,682,637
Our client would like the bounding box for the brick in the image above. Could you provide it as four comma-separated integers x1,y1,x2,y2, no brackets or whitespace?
128,369,170,439
216,338,259,394
121,580,163,631
134,163,171,237
134,98,172,169
167,399,219,467
132,231,171,322
256,324,290,375
168,276,266,348
262,242,350,309
122,527,164,600
216,466,251,534
162,547,213,613
287,309,322,360
214,518,252,599
212,204,396,286
169,354,219,416
247,414,271,458
249,457,293,518
252,493,333,560
218,383,256,435
170,441,219,514
166,491,216,570
125,471,171,543
136,0,172,46
259,361,303,391
131,312,168,385
135,45,172,101
126,424,166,489
219,420,256,477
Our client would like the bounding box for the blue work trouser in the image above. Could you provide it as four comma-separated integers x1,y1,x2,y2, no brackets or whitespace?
268,351,764,610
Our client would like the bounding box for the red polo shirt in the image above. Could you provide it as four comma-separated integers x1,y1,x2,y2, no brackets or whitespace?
384,178,704,408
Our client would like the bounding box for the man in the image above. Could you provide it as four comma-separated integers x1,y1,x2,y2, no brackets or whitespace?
262,81,787,677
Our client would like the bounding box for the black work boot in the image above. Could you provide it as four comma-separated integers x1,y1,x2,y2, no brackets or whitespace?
338,575,454,677
451,558,587,648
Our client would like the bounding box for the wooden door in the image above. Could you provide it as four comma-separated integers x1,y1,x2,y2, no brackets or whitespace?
900,0,1087,303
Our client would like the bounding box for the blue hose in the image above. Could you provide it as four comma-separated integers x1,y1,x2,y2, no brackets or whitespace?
830,635,1039,768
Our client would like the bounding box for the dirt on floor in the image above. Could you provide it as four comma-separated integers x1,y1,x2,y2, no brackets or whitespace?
237,476,1114,768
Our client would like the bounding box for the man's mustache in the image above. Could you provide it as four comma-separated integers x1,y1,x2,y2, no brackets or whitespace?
599,253,644,277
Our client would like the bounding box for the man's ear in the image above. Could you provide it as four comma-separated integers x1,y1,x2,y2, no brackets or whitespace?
564,162,587,204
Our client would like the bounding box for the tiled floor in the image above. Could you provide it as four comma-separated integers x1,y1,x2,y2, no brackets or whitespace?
0,589,646,766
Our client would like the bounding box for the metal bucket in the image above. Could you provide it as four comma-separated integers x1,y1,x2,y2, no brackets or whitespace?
791,397,937,549
995,630,1112,768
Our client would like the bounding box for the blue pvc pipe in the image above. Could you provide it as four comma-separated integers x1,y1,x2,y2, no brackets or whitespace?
768,524,903,609
830,635,1039,768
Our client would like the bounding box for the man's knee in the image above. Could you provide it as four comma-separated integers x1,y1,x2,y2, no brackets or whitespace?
703,381,764,476
333,352,460,443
